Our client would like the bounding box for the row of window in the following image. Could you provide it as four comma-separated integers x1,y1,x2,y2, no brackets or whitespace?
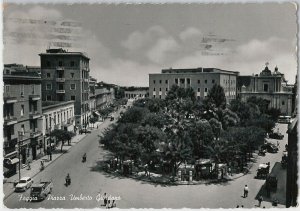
46,72,75,78
4,84,37,96
46,60,77,68
153,87,209,92
46,83,76,90
223,79,236,85
46,95,76,101
45,107,74,129
153,79,217,85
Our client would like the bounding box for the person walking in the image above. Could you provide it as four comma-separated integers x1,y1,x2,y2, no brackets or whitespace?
103,193,108,207
258,195,263,207
243,185,249,198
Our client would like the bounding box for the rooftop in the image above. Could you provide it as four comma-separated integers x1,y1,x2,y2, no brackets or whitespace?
39,48,90,60
160,67,239,75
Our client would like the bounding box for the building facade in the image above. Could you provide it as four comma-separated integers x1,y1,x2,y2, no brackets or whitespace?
149,68,239,101
125,90,148,99
39,48,90,128
3,65,43,176
237,65,293,115
42,101,75,149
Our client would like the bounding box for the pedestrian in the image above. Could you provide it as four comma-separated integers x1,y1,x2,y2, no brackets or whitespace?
277,141,280,148
106,200,110,209
243,185,249,198
27,161,31,170
241,205,244,208
236,205,239,208
258,195,263,207
103,193,107,206
111,200,116,208
228,167,232,176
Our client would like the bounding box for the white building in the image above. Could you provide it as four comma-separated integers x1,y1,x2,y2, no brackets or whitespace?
41,101,75,148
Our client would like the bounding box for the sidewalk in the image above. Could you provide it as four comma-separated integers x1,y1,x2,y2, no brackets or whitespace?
3,121,103,199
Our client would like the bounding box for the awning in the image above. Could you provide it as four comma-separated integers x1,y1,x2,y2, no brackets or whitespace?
5,158,20,165
5,151,18,159
93,111,100,116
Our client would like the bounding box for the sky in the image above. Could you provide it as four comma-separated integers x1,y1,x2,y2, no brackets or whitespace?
3,2,298,86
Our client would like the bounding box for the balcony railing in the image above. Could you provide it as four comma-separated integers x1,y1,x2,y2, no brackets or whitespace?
4,97,18,104
56,90,65,94
30,130,42,138
56,78,65,82
29,95,41,101
4,115,18,125
29,111,41,119
56,66,64,71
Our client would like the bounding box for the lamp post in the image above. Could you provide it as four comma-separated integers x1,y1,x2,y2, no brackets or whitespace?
18,131,23,181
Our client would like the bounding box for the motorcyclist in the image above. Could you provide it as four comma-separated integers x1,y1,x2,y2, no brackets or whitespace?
66,173,71,185
82,153,87,162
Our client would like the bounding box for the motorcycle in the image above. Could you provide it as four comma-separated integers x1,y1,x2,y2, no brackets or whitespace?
82,154,87,163
65,175,71,186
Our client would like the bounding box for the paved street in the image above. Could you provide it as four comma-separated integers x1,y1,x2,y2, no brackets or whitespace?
3,113,288,209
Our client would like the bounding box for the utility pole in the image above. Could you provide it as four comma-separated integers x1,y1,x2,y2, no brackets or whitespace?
17,131,23,181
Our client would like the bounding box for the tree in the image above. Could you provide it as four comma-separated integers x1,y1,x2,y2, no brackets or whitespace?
246,96,270,114
209,118,222,138
119,107,149,124
50,129,75,152
89,116,98,128
206,84,226,108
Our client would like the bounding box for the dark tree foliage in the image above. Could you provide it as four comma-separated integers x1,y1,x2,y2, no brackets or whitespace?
50,129,75,152
206,84,226,108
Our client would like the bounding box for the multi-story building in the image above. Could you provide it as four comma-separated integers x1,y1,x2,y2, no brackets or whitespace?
3,65,43,176
41,101,75,149
125,90,148,99
149,67,239,101
237,64,293,115
39,48,90,128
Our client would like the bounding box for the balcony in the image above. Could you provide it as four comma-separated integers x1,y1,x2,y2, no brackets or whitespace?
4,116,18,125
56,90,65,94
30,130,42,138
56,78,65,82
4,97,17,104
29,111,42,119
56,66,64,71
29,95,41,101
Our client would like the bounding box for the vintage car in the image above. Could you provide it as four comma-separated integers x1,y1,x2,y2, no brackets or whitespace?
256,163,270,179
261,143,278,153
79,128,91,134
30,180,53,201
15,177,34,192
269,132,284,140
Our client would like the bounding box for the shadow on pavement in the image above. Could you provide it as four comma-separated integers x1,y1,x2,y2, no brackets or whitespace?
255,162,286,206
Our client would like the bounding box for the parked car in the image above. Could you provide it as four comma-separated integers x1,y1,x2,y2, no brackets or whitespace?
30,180,53,201
256,163,270,179
269,132,284,140
79,128,91,134
15,177,34,192
261,143,278,153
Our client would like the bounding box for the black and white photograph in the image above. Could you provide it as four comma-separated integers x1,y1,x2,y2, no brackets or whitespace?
1,0,298,209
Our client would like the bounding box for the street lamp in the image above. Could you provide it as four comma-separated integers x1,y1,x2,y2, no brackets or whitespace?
17,131,23,181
